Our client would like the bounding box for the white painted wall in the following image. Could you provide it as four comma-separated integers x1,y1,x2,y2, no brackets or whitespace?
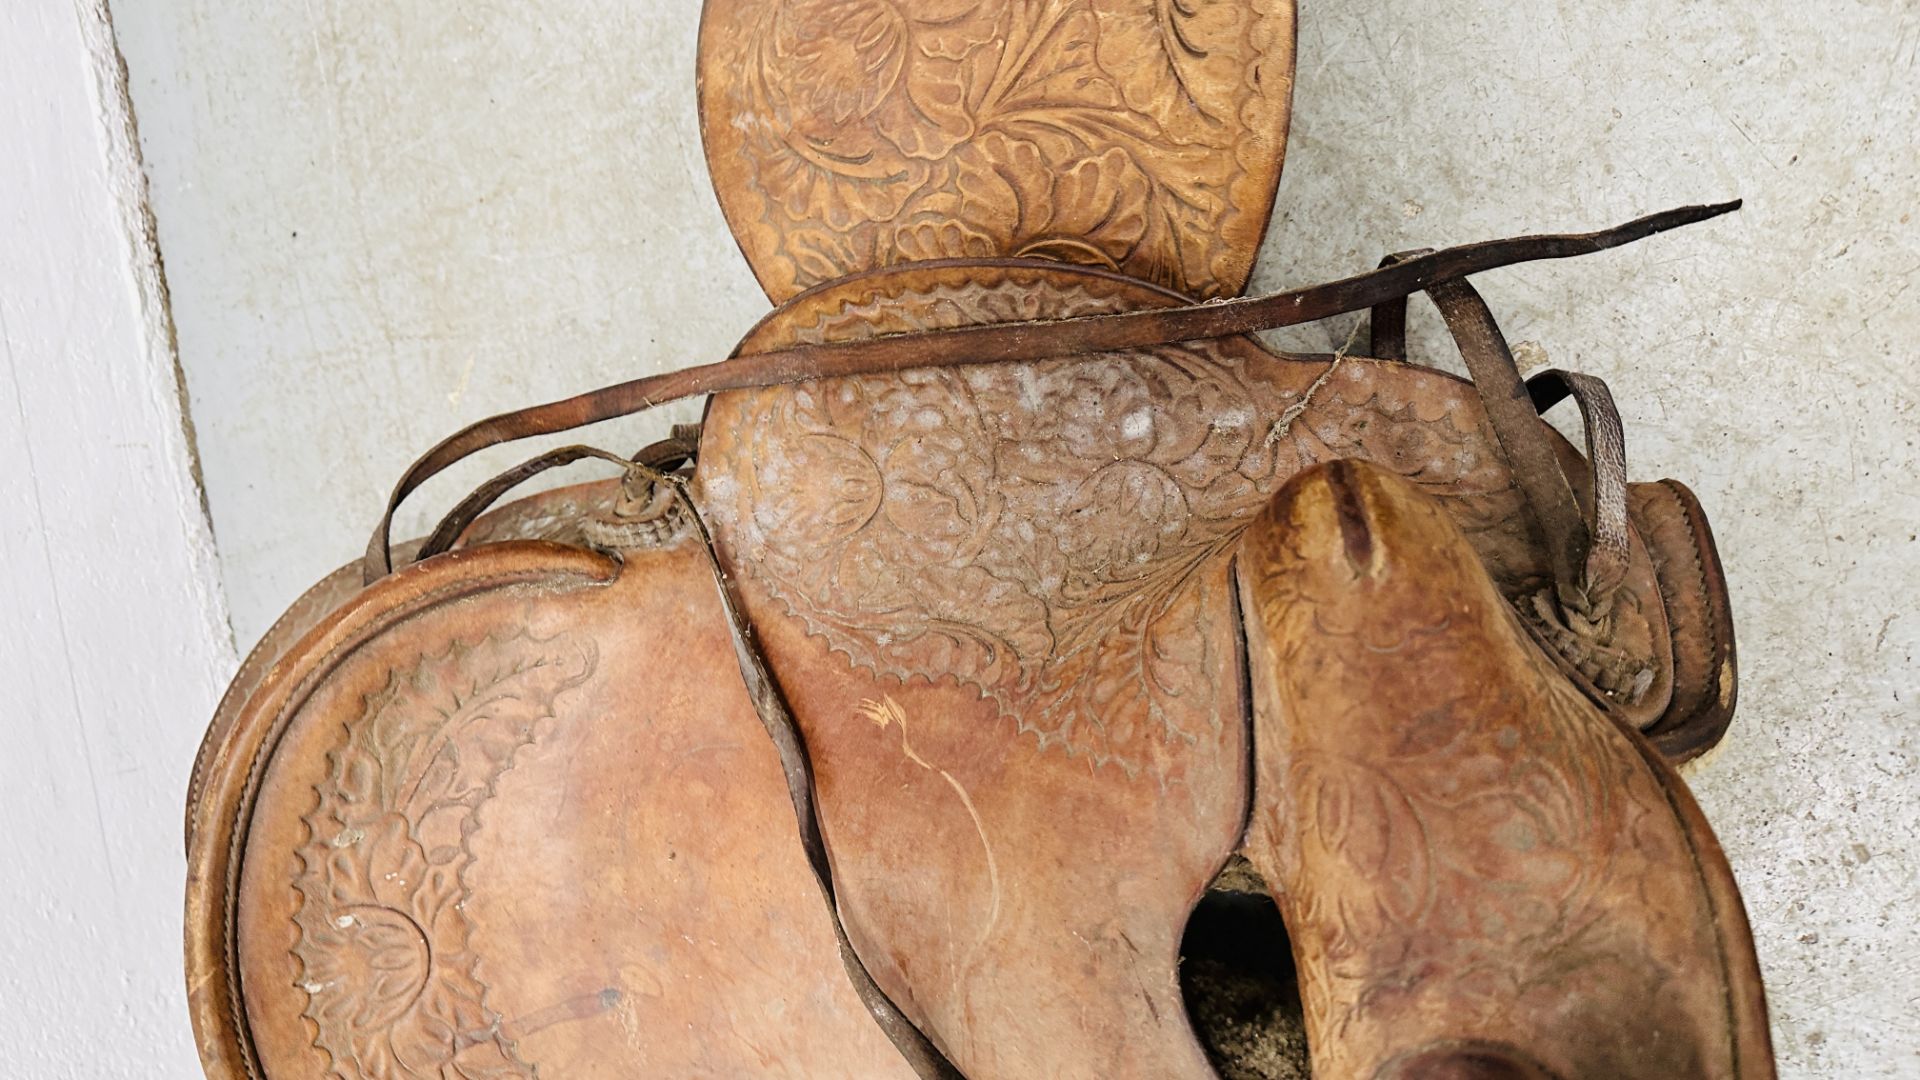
0,3,235,1079
45,0,1919,1076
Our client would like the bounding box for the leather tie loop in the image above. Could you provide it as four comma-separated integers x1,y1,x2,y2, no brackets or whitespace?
1371,273,1635,619
1526,368,1634,606
412,444,634,566
1365,247,1433,361
411,430,701,568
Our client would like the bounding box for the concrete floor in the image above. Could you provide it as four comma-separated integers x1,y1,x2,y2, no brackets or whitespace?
116,0,1918,1075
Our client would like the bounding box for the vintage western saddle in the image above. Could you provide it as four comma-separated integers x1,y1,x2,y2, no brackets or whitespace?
183,2,1773,1077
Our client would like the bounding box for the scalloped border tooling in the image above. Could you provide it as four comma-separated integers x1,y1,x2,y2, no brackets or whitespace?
289,630,597,1078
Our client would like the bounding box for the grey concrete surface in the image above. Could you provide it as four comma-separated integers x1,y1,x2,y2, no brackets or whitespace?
116,0,1917,1075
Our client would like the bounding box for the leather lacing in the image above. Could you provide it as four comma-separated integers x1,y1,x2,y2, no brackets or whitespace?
577,424,702,553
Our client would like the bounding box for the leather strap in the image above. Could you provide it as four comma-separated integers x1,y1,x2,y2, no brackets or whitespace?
363,201,1739,583
412,440,967,1074
1364,249,1422,362
1430,278,1593,598
418,445,633,559
659,465,965,1079
1367,271,1633,615
1528,369,1632,604
421,451,968,1076
414,430,699,562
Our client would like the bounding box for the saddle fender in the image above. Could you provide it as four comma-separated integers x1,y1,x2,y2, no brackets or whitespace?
1235,460,1772,1079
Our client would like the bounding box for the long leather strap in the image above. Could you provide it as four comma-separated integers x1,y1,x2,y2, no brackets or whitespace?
363,201,1738,583
661,464,965,1078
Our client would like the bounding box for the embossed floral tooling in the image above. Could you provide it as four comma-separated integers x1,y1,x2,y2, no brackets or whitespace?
292,632,594,1079
700,0,1296,300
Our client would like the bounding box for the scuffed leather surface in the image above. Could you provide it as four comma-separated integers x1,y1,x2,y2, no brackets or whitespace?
188,538,920,1079
1237,461,1772,1079
691,260,1694,1077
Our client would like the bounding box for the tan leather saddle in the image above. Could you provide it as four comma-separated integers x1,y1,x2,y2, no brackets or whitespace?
183,2,1771,1077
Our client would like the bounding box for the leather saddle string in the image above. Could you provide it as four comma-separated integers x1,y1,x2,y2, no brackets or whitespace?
399,444,969,1077
415,444,637,554
412,431,698,562
1527,369,1633,604
657,464,967,1080
362,200,1738,584
1367,264,1632,614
